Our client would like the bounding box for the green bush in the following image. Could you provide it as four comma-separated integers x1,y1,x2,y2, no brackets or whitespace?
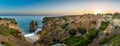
0,26,12,36
77,27,87,34
69,29,76,36
113,12,120,18
50,39,61,45
0,26,19,36
100,21,109,30
85,28,98,39
99,34,118,45
1,41,13,46
99,38,110,45
91,21,96,25
107,33,120,46
62,28,98,46
60,23,68,29
62,37,88,46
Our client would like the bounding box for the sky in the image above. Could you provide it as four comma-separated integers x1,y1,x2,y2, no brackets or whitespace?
0,0,120,15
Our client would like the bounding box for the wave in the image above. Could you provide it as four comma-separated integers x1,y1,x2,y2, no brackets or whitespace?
24,28,41,37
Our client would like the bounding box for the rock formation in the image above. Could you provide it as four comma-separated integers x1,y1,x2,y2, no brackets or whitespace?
0,13,120,46
29,20,38,32
35,14,120,46
0,18,33,46
35,15,104,46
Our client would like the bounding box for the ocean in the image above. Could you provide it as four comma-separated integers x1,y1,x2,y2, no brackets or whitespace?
0,15,45,36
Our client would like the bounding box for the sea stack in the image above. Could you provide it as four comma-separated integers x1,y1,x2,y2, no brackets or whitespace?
29,20,38,32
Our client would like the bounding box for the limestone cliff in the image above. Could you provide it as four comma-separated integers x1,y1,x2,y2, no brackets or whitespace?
35,14,120,46
0,18,18,29
0,18,33,46
35,15,105,46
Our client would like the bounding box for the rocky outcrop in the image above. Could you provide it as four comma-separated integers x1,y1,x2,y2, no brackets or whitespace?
0,18,33,46
0,18,18,29
0,18,24,39
34,14,120,46
35,15,104,46
29,20,38,32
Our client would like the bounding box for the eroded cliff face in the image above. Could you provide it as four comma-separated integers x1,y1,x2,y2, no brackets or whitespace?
35,15,105,46
0,18,18,29
0,18,33,46
35,14,120,46
0,18,24,39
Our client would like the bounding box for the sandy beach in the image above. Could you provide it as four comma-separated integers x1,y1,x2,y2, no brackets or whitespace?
25,34,40,43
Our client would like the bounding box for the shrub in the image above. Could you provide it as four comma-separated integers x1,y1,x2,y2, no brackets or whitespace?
1,41,13,46
60,23,68,29
62,28,98,46
61,16,67,21
50,39,61,45
99,34,119,45
69,29,76,36
85,28,98,40
100,21,109,30
91,21,96,25
62,37,88,46
77,27,87,34
0,26,20,36
114,13,120,19
0,26,12,36
99,38,110,45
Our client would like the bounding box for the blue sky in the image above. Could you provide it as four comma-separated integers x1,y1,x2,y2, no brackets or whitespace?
0,0,120,15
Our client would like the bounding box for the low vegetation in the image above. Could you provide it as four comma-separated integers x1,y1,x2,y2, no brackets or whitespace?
1,41,13,46
62,28,98,46
60,23,68,29
0,26,13,36
99,33,120,46
0,26,20,37
100,21,109,30
113,12,120,19
69,29,76,37
108,33,120,46
99,36,114,45
91,21,96,25
77,27,87,34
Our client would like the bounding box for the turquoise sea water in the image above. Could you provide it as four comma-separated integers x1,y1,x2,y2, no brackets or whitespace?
0,15,45,35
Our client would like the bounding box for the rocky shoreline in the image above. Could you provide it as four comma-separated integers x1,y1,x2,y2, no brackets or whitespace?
1,13,120,46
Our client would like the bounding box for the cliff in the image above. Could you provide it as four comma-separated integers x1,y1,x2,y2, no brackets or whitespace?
0,18,33,46
35,14,120,46
35,15,104,46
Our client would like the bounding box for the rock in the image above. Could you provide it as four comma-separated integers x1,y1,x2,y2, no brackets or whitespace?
0,18,34,46
0,18,24,40
29,20,38,32
35,15,104,46
0,18,18,30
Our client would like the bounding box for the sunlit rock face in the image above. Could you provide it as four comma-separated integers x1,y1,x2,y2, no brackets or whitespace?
0,18,19,30
9,23,19,30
